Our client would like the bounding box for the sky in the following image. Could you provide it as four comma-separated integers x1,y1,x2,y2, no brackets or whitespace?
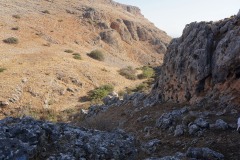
114,0,240,37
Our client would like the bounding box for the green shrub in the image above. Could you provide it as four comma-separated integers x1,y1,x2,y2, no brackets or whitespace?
42,10,50,14
64,49,74,53
0,67,6,73
73,53,81,60
88,50,104,61
119,66,137,80
3,37,18,44
138,66,155,79
12,15,20,19
118,90,125,97
132,83,148,92
88,84,114,102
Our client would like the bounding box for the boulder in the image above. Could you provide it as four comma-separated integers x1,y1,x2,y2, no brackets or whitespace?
186,147,224,160
0,117,136,159
141,139,161,154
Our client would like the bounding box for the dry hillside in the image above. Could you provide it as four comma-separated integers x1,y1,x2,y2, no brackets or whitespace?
0,0,171,118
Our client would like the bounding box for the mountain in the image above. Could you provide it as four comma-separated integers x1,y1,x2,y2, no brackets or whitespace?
0,0,171,118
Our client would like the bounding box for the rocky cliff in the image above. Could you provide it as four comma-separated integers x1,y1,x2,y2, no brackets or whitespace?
152,13,240,106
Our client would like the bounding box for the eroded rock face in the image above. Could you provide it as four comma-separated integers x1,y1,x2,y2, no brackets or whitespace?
153,14,240,105
0,117,136,159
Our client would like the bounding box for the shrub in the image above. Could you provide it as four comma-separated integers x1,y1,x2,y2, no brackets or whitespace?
119,66,137,80
3,37,18,44
88,84,114,102
73,53,81,60
42,10,50,14
64,49,74,53
132,83,148,92
138,66,155,79
88,50,104,61
11,27,19,30
0,67,6,73
12,15,20,19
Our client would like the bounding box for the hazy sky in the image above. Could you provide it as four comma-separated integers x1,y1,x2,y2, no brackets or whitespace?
114,0,240,37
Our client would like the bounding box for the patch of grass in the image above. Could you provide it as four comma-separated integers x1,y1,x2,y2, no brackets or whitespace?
118,90,126,97
11,27,19,30
132,83,149,92
88,49,104,61
64,49,74,53
0,67,6,73
42,10,50,14
119,66,137,80
3,37,18,44
12,15,20,19
88,84,114,102
138,66,155,79
73,53,81,60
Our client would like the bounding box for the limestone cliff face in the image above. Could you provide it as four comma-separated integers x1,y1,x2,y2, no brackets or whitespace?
152,14,240,106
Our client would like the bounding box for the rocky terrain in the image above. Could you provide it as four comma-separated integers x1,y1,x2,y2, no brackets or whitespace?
0,1,239,160
0,0,171,118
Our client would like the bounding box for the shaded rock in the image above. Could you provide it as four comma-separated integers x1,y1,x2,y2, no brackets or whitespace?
211,119,228,130
100,29,120,47
0,117,136,159
174,125,184,136
186,147,224,160
188,124,200,135
156,107,188,129
194,118,209,128
141,139,161,154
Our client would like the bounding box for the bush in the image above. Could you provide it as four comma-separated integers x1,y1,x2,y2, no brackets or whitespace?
12,15,20,19
3,37,18,44
88,50,104,61
64,49,74,53
132,83,149,92
119,66,137,80
88,84,114,102
0,67,6,73
42,10,50,14
73,53,81,60
11,27,19,30
138,66,155,79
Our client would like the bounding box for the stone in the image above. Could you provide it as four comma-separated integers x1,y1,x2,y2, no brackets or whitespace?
212,119,228,130
0,117,137,159
141,139,161,154
186,147,224,160
188,124,200,135
194,118,209,128
174,125,184,136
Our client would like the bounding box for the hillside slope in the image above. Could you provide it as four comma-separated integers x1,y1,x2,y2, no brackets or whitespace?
0,0,171,118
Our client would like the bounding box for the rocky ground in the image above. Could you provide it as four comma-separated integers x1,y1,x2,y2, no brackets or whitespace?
0,2,239,160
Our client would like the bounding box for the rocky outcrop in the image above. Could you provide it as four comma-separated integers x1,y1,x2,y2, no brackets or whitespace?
152,14,240,105
80,1,171,65
0,117,136,159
